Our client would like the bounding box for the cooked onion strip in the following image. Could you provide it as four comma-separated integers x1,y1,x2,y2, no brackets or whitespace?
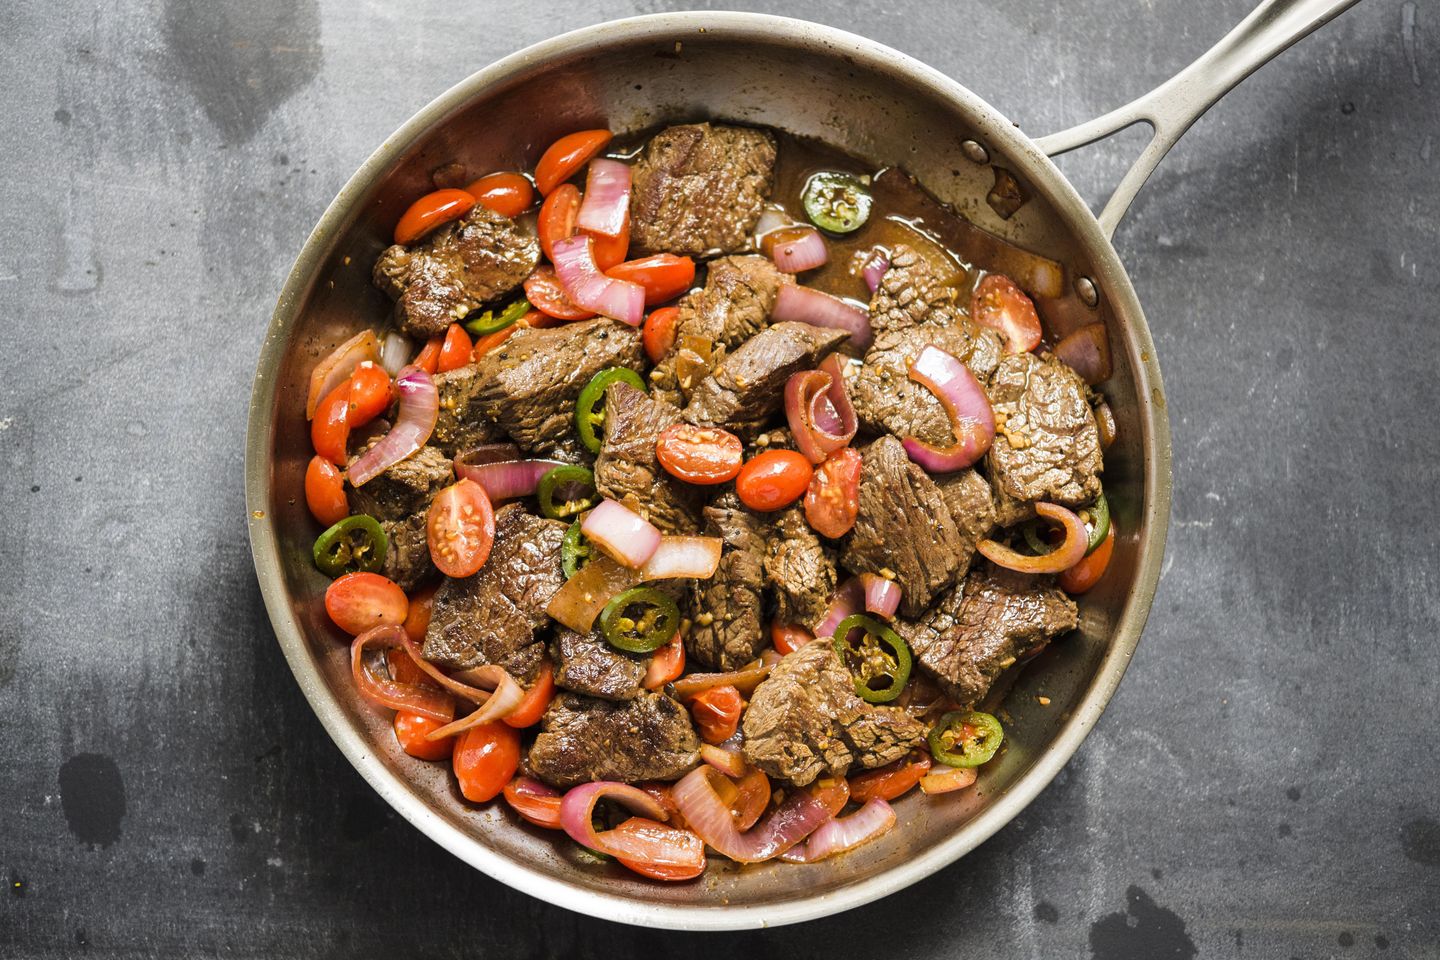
771,284,873,351
454,457,568,501
551,235,645,325
862,250,890,292
670,767,848,863
699,744,748,778
978,502,1089,574
670,661,771,699
901,345,994,473
307,329,380,419
559,782,706,875
546,538,722,634
576,159,631,238
581,498,662,568
348,365,438,487
350,625,455,723
779,797,897,863
424,665,524,740
1055,323,1112,385
859,572,902,620
919,763,979,795
784,354,857,465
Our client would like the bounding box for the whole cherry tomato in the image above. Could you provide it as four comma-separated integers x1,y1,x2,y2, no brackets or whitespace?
642,306,681,364
607,254,695,306
310,381,351,466
347,361,392,428
394,711,455,761
1059,524,1116,595
453,722,521,803
735,449,813,512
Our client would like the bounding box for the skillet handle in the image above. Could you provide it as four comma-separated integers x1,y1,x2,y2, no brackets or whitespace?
1035,0,1361,239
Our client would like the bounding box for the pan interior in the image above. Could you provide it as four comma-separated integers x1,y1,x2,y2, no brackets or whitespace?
248,13,1168,928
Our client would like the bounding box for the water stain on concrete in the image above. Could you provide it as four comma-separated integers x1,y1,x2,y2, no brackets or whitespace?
1089,886,1197,960
58,753,126,848
1400,817,1440,866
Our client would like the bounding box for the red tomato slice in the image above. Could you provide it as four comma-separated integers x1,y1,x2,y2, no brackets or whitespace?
503,660,555,729
346,361,392,428
643,633,685,690
324,572,409,636
503,777,563,829
464,172,534,218
770,622,813,657
304,455,348,526
538,183,581,262
437,323,473,373
1059,524,1115,595
401,583,437,646
642,306,681,364
655,424,744,485
607,254,695,306
687,685,743,745
803,447,862,538
310,381,351,466
735,450,813,512
394,189,476,246
426,478,495,578
524,265,595,322
972,274,1042,353
588,212,629,272
453,722,520,803
848,754,932,803
413,336,443,375
472,323,520,359
534,129,613,196
394,711,455,761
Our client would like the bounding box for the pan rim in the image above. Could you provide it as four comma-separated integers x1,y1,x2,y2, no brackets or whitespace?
244,10,1172,931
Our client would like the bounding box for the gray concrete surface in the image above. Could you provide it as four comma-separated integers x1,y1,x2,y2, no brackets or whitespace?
2,0,1437,956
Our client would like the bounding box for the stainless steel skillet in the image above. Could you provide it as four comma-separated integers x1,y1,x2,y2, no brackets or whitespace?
245,0,1357,931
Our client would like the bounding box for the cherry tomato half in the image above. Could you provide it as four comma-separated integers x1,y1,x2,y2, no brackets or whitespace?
688,685,744,745
642,306,681,364
770,622,813,657
589,212,629,272
311,381,351,466
394,711,455,761
401,583,437,646
464,172,534,218
472,323,520,360
606,255,696,306
735,449,813,512
656,424,744,485
972,274,1042,354
324,572,408,636
524,265,595,322
304,455,348,527
643,633,686,690
534,129,613,196
503,660,555,729
413,336,443,375
347,361,392,428
437,323,473,373
453,722,521,803
394,188,476,246
612,817,707,882
538,183,580,263
803,447,862,538
1059,523,1115,595
503,777,563,829
427,478,495,579
848,754,932,803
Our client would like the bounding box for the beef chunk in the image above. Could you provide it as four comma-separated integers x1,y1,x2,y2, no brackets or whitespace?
897,563,1077,707
684,322,848,433
470,317,644,455
986,352,1102,524
937,468,998,547
688,493,767,670
373,205,539,339
528,692,701,788
347,444,452,522
552,628,647,701
432,363,508,455
840,436,988,617
593,382,702,534
741,641,924,786
764,507,836,632
421,504,566,680
867,243,958,337
380,511,434,590
629,123,776,257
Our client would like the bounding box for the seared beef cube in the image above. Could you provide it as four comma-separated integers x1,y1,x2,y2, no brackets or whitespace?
937,468,998,546
552,628,647,701
684,322,848,433
471,317,644,456
373,204,539,339
347,444,452,522
840,436,987,617
986,352,1102,524
432,363,507,455
593,382,702,534
764,507,836,632
867,243,956,336
742,641,924,786
380,511,434,590
629,123,776,257
528,692,701,788
688,493,767,670
897,563,1077,707
421,504,566,681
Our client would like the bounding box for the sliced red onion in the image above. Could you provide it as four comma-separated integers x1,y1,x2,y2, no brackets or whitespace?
815,577,865,639
394,629,509,705
859,572,901,620
1055,322,1113,385
424,665,524,740
752,207,796,243
558,782,708,871
779,798,897,863
379,331,412,378
453,442,522,467
669,661,771,699
576,159,632,238
670,767,848,863
347,365,438,487
771,284,873,351
639,535,722,580
503,776,563,829
546,537,720,634
350,625,455,723
307,329,380,419
551,235,644,325
455,458,567,501
581,498,662,569
769,227,828,273
901,345,995,473
862,250,890,293
785,357,857,466
978,501,1089,574
920,763,979,795
700,744,747,778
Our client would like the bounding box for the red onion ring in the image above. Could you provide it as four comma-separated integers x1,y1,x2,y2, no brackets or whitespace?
551,235,644,326
862,250,890,293
424,665,524,740
784,354,858,465
1054,322,1113,385
347,365,438,487
858,572,902,620
581,498,662,569
639,535,722,580
454,458,568,501
669,661,771,699
699,744,748,778
978,502,1089,574
814,577,865,639
769,227,828,273
670,767,849,863
558,781,708,872
771,284,872,351
307,329,380,419
576,158,632,238
546,539,723,633
900,345,995,473
503,776,563,829
350,625,455,722
779,797,897,863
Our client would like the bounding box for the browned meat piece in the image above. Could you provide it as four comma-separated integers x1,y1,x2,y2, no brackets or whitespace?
867,243,958,336
683,322,848,433
528,692,701,788
551,628,647,702
986,352,1102,524
840,436,989,618
687,493,767,670
741,641,924,786
379,511,434,591
346,444,452,522
431,363,508,455
421,504,566,681
629,124,776,257
592,382,702,534
764,507,836,632
937,468,998,547
896,563,1077,706
373,205,539,339
470,317,644,456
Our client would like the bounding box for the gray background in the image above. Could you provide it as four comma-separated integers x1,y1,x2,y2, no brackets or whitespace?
2,0,1436,956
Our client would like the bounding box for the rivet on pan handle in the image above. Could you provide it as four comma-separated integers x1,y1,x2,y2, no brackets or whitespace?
1035,0,1362,240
